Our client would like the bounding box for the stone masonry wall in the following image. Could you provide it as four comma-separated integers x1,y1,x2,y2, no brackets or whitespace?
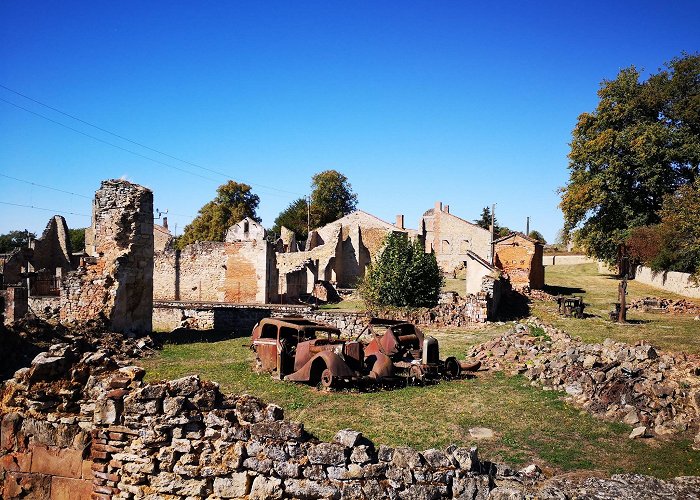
60,180,153,334
4,331,700,499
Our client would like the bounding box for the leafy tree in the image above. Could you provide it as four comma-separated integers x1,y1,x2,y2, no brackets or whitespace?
309,170,357,229
177,181,260,248
271,198,308,240
496,227,511,238
474,206,499,233
560,53,700,265
650,179,700,277
528,230,546,244
0,230,35,253
359,233,443,308
68,228,86,253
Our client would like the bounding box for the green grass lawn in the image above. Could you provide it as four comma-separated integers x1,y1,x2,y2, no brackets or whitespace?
532,263,700,354
140,318,700,478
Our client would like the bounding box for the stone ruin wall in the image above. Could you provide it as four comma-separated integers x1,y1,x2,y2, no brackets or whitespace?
60,180,153,335
0,341,513,500
494,235,544,291
4,326,700,499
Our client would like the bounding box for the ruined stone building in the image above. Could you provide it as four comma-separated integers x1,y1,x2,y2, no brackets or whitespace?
419,201,492,276
494,232,545,291
0,215,75,292
60,179,154,334
276,210,406,301
153,218,277,304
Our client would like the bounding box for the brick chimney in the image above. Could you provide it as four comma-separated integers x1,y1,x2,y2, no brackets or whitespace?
162,217,168,230
396,214,404,229
434,201,442,212
443,205,450,214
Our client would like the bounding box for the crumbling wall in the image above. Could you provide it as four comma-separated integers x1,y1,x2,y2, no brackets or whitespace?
421,202,492,275
494,233,545,291
60,180,153,334
30,215,73,274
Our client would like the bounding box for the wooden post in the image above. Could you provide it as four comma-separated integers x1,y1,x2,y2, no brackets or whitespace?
618,277,627,323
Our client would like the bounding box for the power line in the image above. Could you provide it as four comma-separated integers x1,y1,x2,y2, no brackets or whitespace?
0,84,304,197
0,200,90,217
0,97,223,184
0,173,91,199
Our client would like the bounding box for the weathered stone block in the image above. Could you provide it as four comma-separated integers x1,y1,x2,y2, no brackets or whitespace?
30,445,83,478
250,420,304,440
1,412,22,450
284,479,340,499
213,473,252,498
50,476,93,500
250,475,283,499
308,442,347,466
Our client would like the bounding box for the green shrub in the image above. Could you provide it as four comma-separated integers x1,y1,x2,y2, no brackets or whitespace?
359,233,443,308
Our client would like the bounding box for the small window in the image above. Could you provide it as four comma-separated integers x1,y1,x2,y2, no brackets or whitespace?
441,240,451,254
261,324,277,339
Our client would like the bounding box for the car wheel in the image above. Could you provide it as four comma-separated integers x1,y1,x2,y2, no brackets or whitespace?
320,368,335,390
444,357,461,379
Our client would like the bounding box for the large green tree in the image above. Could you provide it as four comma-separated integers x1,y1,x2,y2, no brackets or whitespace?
310,170,358,229
650,179,700,277
560,53,700,264
68,228,86,253
177,181,260,248
474,206,499,232
0,230,35,253
271,170,358,240
271,198,308,240
359,233,443,308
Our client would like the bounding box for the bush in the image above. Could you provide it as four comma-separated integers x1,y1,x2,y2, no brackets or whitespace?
359,233,443,308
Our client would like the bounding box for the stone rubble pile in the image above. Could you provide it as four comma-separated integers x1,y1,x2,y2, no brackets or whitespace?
629,296,700,315
469,319,700,444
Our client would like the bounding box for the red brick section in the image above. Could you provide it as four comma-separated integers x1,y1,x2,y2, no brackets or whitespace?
223,243,259,303
51,476,94,500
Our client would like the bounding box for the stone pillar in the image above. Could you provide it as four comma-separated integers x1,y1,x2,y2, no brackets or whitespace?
60,180,153,334
1,286,28,325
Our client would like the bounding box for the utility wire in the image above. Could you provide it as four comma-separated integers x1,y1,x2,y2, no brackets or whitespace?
0,200,90,217
0,173,92,199
0,84,303,197
0,97,223,183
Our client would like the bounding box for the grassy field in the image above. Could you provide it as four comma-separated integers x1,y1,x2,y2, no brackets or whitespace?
139,263,700,478
532,263,700,354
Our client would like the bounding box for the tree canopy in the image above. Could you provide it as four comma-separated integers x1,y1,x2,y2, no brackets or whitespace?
310,170,358,229
271,170,358,240
560,53,700,265
528,230,547,244
0,230,35,253
68,228,86,253
474,206,499,232
359,233,443,308
177,181,260,248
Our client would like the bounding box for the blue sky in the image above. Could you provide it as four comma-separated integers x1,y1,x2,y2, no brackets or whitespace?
1,1,698,242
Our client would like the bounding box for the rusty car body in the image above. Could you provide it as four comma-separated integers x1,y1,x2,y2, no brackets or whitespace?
251,317,364,388
360,318,465,383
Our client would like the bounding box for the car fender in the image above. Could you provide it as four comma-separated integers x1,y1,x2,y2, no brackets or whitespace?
285,351,356,383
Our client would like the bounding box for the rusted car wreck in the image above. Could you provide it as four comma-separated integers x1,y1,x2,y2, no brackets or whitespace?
251,317,476,389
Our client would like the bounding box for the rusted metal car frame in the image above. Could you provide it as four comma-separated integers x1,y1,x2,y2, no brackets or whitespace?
359,318,466,384
251,317,365,388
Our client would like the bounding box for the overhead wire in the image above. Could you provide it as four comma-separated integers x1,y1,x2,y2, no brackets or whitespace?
0,173,92,199
0,84,304,197
0,200,90,217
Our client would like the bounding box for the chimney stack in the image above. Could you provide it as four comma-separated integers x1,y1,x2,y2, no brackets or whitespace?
162,217,168,230
434,201,442,213
396,214,404,230
443,205,450,214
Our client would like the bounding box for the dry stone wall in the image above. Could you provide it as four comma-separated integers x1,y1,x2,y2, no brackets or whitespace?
3,327,700,499
60,180,153,335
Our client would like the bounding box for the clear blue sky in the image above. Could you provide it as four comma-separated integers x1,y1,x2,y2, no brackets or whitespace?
1,1,698,242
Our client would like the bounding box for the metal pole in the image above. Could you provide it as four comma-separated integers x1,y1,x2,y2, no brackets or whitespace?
307,195,311,237
490,204,496,265
526,216,530,236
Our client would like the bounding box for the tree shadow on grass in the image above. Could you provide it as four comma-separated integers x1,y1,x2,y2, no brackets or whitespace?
543,284,586,296
154,328,240,345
